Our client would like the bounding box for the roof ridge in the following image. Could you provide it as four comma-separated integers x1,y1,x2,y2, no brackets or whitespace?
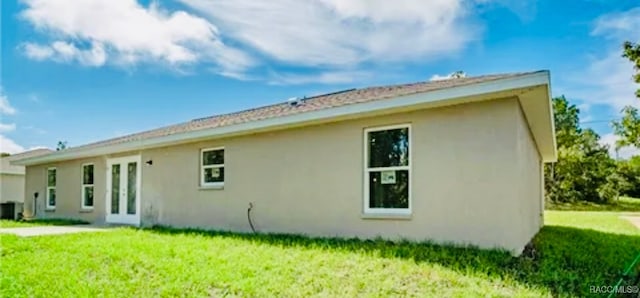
50,71,542,155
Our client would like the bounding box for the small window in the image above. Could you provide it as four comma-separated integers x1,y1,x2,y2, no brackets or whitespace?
364,124,411,214
82,164,94,209
46,167,56,209
201,148,224,187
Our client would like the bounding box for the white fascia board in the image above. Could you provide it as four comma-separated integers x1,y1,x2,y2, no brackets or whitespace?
15,71,551,166
545,73,558,161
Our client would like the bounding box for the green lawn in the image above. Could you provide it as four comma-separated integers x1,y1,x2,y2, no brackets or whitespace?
545,210,639,235
1,212,638,297
547,196,640,212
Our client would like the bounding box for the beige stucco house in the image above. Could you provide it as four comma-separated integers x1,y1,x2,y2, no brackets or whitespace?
1,149,52,219
13,71,556,254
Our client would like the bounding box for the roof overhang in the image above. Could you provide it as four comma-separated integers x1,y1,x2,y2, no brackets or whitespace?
13,71,557,166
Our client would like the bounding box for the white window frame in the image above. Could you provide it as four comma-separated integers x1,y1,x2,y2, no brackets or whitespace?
46,167,56,210
81,163,95,209
363,124,412,215
200,147,225,188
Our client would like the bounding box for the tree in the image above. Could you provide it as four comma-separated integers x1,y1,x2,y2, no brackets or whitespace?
552,95,582,147
617,156,640,198
545,96,618,203
0,152,10,157
612,41,640,148
613,106,640,148
623,41,640,98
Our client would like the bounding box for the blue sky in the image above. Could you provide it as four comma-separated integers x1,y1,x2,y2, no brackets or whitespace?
1,0,639,157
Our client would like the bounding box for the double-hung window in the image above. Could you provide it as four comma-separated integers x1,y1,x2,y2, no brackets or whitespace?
201,148,224,187
364,124,411,214
46,167,57,209
82,164,94,209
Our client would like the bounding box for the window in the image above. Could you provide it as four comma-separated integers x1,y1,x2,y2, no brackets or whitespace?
364,124,411,214
201,148,224,187
46,167,56,209
82,164,94,209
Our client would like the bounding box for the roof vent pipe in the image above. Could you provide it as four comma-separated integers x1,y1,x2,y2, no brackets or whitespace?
287,97,301,106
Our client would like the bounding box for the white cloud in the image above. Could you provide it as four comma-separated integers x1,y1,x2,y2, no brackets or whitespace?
18,0,532,83
567,51,639,111
180,0,480,67
429,74,453,81
592,7,640,39
568,8,640,112
0,90,25,154
0,135,25,154
600,133,639,159
23,42,54,60
23,41,107,67
0,92,17,115
0,135,48,154
19,0,253,72
268,70,372,85
429,71,467,81
0,123,16,133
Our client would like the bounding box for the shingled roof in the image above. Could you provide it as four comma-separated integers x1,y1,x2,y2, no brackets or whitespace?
65,72,538,152
14,70,556,165
1,149,53,174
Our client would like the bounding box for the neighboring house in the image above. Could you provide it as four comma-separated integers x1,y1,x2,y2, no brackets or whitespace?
12,71,556,255
1,149,53,219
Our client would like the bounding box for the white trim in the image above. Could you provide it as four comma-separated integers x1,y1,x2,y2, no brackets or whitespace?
13,71,554,166
105,155,142,226
366,166,410,172
81,163,94,210
363,124,412,215
544,72,558,160
46,167,56,210
200,147,225,188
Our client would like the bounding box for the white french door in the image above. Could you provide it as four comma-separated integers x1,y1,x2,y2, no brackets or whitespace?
106,155,141,225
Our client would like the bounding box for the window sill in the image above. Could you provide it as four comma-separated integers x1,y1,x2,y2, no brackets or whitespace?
361,213,412,220
199,184,224,191
79,208,94,213
44,208,56,212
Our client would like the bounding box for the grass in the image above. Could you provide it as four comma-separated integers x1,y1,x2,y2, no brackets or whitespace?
1,212,638,297
546,196,640,212
0,218,89,228
545,210,639,235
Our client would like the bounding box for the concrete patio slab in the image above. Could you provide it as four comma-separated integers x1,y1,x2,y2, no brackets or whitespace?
622,216,640,230
0,225,111,237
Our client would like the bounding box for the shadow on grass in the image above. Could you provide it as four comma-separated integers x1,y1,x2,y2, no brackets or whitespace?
547,200,640,212
149,225,640,297
31,218,89,225
17,218,89,226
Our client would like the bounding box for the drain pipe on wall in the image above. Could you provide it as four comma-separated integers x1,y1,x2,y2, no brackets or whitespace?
33,192,39,217
247,202,256,233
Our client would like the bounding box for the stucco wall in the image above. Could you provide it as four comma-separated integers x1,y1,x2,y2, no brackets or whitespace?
24,157,106,222
515,104,544,247
24,97,544,254
1,174,25,203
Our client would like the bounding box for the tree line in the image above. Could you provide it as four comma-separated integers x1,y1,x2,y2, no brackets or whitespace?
545,41,640,204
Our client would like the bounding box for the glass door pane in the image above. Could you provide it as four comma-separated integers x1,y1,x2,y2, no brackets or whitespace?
127,162,137,215
111,164,120,214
